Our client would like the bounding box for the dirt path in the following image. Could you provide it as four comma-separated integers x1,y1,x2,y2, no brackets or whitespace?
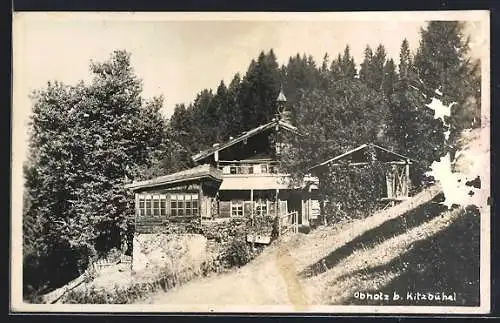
139,243,302,307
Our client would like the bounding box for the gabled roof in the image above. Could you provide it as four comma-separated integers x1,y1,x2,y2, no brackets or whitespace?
308,143,417,172
124,164,223,191
191,119,299,162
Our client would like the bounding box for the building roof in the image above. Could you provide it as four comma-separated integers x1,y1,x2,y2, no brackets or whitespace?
191,118,299,162
124,164,223,191
308,143,417,172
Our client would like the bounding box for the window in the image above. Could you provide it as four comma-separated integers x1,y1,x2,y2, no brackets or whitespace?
261,164,268,174
145,199,152,216
231,201,244,217
137,194,167,217
139,197,145,216
171,193,198,217
255,200,267,216
160,199,166,216
153,197,160,216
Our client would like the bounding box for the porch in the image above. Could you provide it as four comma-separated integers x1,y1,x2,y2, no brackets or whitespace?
203,188,319,228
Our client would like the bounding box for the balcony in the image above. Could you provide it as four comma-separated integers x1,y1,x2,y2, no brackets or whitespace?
216,162,286,190
218,162,281,176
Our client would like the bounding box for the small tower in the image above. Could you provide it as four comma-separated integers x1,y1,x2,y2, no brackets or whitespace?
276,86,291,123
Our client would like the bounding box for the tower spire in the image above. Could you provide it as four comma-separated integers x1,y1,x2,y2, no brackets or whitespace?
275,85,291,123
276,84,287,104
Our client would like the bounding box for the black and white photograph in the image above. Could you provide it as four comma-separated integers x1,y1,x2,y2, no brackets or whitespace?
11,11,491,314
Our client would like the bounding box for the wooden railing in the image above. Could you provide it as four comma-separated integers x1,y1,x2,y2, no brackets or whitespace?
92,254,132,272
41,253,133,304
218,162,282,175
279,211,299,236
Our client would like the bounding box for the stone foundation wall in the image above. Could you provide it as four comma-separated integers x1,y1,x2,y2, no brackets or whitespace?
132,233,207,274
134,216,201,235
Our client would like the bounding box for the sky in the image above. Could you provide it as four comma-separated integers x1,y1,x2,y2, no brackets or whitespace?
13,12,487,117
14,16,427,118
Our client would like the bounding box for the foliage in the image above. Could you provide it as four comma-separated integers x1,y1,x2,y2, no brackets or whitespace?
319,162,391,224
413,21,481,144
23,50,170,296
280,77,392,184
223,238,253,268
277,23,479,224
160,21,480,191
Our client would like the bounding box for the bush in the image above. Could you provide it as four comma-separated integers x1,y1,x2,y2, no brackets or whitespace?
23,243,94,302
321,161,389,224
224,238,252,267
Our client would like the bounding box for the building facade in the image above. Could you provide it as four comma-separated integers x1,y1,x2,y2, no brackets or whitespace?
126,90,320,231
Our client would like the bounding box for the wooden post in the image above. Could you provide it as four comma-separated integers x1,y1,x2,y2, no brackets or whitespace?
250,189,254,221
135,193,139,218
276,188,280,237
405,159,410,197
306,185,312,226
250,189,255,249
199,184,203,222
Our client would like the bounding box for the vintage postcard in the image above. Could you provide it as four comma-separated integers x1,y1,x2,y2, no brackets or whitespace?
11,11,491,314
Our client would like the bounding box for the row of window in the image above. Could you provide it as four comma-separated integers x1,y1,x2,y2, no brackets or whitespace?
137,193,198,217
230,200,268,217
220,163,279,175
171,193,198,217
137,194,280,218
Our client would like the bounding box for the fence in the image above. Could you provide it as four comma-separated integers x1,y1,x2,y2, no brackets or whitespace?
279,211,299,236
42,254,133,304
93,254,132,272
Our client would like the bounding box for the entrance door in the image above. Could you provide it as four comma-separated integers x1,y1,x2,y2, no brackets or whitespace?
288,192,302,225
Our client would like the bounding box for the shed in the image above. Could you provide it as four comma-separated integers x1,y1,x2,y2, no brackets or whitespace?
308,143,416,201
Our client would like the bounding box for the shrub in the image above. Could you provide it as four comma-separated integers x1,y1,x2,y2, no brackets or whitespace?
321,161,390,224
224,238,252,267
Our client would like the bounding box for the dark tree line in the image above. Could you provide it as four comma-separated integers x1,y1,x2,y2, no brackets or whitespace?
22,21,480,299
170,22,479,177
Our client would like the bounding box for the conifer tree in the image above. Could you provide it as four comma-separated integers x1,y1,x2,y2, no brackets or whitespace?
330,53,343,80
238,50,281,129
370,44,387,90
387,39,447,181
359,45,374,85
340,45,357,78
413,21,480,143
382,58,397,98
